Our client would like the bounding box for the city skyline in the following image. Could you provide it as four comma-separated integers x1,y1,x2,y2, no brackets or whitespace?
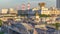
0,0,56,9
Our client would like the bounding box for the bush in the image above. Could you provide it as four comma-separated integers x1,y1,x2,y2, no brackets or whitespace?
39,14,51,17
51,23,60,30
0,32,4,34
55,23,60,30
0,20,2,27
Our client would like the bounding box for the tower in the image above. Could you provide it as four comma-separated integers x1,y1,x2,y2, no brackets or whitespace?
35,12,40,19
38,2,45,8
35,11,40,23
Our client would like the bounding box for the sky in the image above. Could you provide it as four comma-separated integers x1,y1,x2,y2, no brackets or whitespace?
0,0,56,9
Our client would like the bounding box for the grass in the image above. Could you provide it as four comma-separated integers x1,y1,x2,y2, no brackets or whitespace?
0,32,4,34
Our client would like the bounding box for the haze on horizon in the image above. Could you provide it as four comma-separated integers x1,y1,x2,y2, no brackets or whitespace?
0,0,56,9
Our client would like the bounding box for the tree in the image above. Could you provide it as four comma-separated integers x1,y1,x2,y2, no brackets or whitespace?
51,23,59,30
55,23,60,34
51,23,60,34
0,20,2,27
39,14,51,17
55,23,59,30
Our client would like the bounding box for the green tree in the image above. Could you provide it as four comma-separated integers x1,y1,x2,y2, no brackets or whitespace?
0,32,4,34
0,20,2,27
55,23,59,30
50,23,60,34
51,23,59,30
55,23,60,34
39,14,51,17
51,23,60,34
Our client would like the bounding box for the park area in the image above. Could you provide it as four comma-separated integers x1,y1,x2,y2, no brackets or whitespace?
0,32,4,34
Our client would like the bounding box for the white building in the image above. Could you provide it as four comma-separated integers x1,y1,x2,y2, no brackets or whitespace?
9,8,17,14
1,9,8,14
49,7,60,15
41,7,50,15
41,7,60,15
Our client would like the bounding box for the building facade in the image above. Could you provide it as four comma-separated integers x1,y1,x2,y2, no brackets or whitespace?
56,0,60,9
1,9,8,14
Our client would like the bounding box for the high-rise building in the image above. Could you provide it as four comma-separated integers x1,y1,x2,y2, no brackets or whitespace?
56,0,60,9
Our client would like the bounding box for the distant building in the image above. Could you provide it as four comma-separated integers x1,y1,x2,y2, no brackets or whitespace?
38,2,45,8
1,9,8,14
35,12,40,23
35,12,40,19
49,7,60,15
56,0,60,9
9,8,17,14
41,7,50,15
32,7,40,11
41,7,60,15
38,2,59,15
